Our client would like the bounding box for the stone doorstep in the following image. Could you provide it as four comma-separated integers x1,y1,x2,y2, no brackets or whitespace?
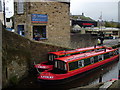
70,80,119,90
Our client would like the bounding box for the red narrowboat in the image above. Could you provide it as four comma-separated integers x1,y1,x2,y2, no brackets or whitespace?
37,48,119,82
34,46,108,70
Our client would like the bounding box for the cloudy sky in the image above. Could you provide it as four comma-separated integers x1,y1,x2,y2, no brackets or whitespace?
70,0,120,22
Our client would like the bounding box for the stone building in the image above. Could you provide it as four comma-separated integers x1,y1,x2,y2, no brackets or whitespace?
118,1,120,23
14,1,70,47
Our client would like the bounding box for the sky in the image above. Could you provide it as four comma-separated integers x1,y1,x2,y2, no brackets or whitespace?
0,0,120,21
70,0,120,22
0,0,14,18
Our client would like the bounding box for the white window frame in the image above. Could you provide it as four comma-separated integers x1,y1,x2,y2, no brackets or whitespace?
90,57,94,64
78,60,84,68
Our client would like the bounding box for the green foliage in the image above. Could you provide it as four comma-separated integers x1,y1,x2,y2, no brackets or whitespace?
80,16,94,21
71,15,94,21
117,23,120,28
104,21,118,28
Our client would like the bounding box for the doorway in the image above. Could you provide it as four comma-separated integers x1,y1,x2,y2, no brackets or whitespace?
17,25,25,36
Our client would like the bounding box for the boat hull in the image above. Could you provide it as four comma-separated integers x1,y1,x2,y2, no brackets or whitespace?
38,55,119,84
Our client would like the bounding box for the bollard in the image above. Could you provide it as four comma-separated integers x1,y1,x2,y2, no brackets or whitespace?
99,74,102,83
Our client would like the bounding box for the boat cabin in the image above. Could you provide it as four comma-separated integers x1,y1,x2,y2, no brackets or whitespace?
34,46,109,70
50,48,119,73
48,46,106,62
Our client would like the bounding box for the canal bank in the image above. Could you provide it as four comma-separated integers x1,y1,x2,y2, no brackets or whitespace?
70,80,120,90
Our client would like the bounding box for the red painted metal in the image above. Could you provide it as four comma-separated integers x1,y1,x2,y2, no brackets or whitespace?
49,46,105,56
82,23,93,25
34,61,53,69
35,46,106,70
38,48,119,81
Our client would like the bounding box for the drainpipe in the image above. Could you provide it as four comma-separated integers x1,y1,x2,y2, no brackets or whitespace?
118,48,120,79
3,0,6,28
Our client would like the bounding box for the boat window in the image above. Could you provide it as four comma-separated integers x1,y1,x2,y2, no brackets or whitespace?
65,54,70,56
109,52,113,57
79,52,83,54
84,58,91,66
94,56,98,62
90,57,94,64
86,50,90,53
49,54,57,61
83,51,86,53
55,60,66,70
98,55,103,61
114,50,119,55
104,53,109,59
78,60,84,68
71,52,81,55
69,61,78,71
59,55,65,57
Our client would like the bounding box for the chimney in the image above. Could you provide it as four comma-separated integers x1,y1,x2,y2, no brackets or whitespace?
82,13,84,16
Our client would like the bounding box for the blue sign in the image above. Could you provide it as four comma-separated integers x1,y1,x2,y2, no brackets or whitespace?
31,14,48,23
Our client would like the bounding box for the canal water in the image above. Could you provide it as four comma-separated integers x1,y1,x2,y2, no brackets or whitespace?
8,48,120,89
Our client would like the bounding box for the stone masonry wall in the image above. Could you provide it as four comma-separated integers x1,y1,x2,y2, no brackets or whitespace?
0,21,2,90
2,29,31,87
70,34,98,49
14,2,70,47
2,29,71,88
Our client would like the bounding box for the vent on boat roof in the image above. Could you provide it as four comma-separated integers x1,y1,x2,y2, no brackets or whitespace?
95,49,105,52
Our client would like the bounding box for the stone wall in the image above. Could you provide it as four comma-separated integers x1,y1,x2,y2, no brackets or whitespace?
70,33,98,49
2,29,71,88
2,28,31,87
0,21,2,90
14,2,70,47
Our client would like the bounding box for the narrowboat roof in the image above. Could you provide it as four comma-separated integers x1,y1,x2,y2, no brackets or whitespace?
55,49,116,63
49,46,105,56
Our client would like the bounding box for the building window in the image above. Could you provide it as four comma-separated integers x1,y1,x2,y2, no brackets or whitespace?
6,18,10,22
112,31,118,35
17,0,24,14
33,25,47,41
17,25,25,36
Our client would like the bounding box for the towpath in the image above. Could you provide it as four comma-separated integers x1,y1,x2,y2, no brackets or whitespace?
103,39,119,47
